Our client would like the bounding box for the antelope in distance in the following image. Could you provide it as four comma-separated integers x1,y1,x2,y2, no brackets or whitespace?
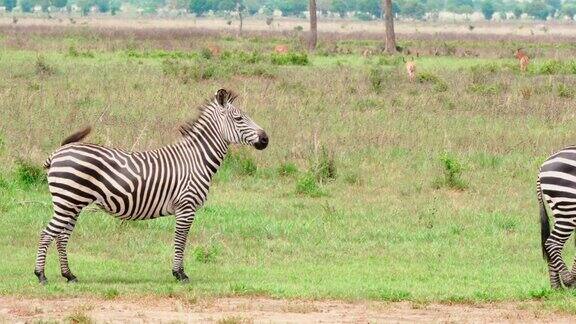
274,44,289,54
207,44,221,57
403,57,417,82
515,49,530,72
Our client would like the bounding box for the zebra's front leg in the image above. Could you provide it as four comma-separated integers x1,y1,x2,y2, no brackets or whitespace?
172,208,195,283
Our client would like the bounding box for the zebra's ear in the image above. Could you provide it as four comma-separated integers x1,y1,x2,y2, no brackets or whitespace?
215,89,229,107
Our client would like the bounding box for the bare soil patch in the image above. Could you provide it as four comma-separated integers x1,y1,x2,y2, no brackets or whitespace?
1,296,575,323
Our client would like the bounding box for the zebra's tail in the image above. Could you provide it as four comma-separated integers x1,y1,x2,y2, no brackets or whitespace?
44,126,92,169
537,176,551,261
61,126,92,146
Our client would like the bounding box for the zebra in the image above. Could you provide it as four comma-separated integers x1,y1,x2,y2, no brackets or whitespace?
34,89,269,284
537,146,576,289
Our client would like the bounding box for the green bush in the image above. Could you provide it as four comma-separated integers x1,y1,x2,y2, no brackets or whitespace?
311,146,336,183
433,153,467,190
271,52,309,66
67,46,95,58
417,72,441,84
557,83,574,98
296,173,325,197
193,245,219,263
35,56,55,75
277,162,298,177
15,160,46,187
220,150,257,177
539,60,563,75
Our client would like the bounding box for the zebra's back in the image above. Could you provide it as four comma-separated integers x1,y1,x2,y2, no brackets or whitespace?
46,143,182,220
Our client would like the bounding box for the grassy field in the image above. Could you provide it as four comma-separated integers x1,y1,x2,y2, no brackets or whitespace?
3,21,576,314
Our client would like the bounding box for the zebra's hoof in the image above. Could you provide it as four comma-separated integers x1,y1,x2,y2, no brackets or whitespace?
561,271,575,288
62,272,77,283
34,270,47,285
172,270,189,283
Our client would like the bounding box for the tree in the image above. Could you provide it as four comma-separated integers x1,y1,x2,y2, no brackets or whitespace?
383,0,396,53
309,0,317,51
546,0,561,17
447,0,474,15
19,0,35,12
512,3,523,18
77,0,93,15
4,0,16,11
96,0,110,12
277,0,307,16
110,0,121,14
331,0,349,17
562,2,576,19
40,0,49,12
189,0,209,15
481,0,495,19
52,0,67,9
400,0,426,19
357,0,381,17
236,0,244,37
525,0,550,20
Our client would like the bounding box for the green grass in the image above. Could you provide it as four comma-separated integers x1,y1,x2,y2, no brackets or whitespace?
4,27,576,314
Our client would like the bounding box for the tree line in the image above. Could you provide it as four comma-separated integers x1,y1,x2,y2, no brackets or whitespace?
3,0,575,21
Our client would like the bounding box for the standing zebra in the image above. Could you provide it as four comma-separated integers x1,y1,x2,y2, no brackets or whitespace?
34,89,269,284
538,147,576,289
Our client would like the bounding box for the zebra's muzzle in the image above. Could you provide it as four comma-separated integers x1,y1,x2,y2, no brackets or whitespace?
254,132,269,150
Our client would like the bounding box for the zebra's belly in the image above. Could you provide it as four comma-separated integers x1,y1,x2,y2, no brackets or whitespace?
94,195,176,220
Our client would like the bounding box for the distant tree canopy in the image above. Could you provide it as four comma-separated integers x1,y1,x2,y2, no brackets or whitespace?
6,0,564,22
3,0,16,11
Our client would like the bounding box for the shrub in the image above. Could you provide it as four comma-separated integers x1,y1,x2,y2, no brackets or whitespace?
67,46,95,58
296,173,325,197
199,47,213,59
238,63,277,78
193,245,219,263
271,52,309,66
417,71,441,84
161,59,217,83
539,60,563,75
557,83,573,98
221,150,257,177
277,162,298,177
368,65,386,93
311,146,336,183
468,83,503,95
15,160,46,187
433,153,467,190
35,56,55,75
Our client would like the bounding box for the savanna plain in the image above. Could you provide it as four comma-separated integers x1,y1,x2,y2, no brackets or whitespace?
3,17,576,322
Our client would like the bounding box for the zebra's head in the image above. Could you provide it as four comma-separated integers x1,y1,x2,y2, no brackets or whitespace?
214,89,269,150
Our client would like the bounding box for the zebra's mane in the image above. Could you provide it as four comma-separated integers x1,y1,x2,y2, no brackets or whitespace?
178,90,238,137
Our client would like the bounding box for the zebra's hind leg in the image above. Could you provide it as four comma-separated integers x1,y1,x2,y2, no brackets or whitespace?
56,217,79,283
35,204,83,285
34,230,55,285
545,220,576,288
172,207,195,283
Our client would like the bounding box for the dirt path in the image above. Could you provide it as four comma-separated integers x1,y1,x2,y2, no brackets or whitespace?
1,297,575,323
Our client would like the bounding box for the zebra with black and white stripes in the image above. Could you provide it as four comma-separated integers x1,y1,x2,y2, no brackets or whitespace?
537,146,576,289
34,89,269,284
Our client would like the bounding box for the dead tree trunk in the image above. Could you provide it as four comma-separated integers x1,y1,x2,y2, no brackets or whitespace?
237,1,243,37
383,0,396,54
309,0,317,51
